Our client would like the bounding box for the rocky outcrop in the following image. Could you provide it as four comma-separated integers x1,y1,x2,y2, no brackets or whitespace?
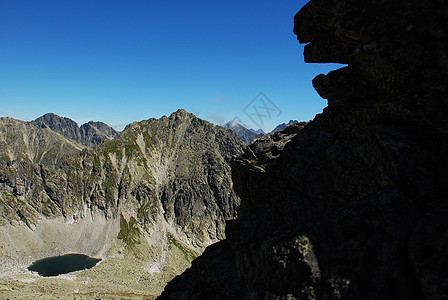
31,113,118,147
159,0,448,299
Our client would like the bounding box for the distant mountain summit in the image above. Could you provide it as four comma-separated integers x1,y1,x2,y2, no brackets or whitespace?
271,120,296,134
80,121,119,147
31,113,81,141
251,128,265,135
31,113,118,147
270,120,310,134
223,121,263,144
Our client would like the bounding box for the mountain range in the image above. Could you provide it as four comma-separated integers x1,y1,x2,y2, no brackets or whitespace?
2,0,448,298
31,113,119,148
270,120,309,134
0,110,245,298
223,120,309,144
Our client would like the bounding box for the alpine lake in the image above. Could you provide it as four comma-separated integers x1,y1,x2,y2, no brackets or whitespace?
27,254,101,276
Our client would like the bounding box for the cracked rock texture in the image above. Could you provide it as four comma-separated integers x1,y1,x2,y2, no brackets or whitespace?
159,0,448,299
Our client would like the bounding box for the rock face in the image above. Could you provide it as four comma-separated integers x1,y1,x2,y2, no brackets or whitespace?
32,113,119,147
0,117,84,226
159,0,448,299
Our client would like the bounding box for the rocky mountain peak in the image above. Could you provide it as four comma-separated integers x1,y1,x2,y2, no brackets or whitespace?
32,113,81,142
31,113,118,147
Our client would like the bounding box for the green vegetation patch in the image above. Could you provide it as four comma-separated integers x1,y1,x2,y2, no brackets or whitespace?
167,233,198,262
117,214,141,248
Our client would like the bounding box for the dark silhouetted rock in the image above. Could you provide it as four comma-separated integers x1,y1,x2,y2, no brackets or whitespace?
159,0,448,299
159,241,242,300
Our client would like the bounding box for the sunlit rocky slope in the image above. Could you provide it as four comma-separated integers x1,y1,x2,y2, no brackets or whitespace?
0,109,244,298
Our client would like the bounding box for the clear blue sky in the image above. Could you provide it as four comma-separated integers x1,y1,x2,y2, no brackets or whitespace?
0,0,341,132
